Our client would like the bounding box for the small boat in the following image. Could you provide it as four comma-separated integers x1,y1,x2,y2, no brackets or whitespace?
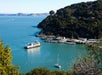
54,54,61,69
24,41,40,49
54,64,61,69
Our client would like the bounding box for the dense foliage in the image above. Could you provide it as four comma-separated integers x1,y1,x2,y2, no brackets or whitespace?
74,55,101,75
72,39,102,75
38,0,102,39
0,41,20,75
26,68,75,75
87,41,102,71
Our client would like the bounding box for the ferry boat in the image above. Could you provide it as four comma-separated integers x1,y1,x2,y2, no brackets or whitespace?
24,41,40,49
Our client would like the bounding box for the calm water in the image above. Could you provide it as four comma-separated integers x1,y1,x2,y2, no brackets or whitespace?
0,16,87,73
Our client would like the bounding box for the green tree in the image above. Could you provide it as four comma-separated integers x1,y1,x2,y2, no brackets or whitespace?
49,10,55,16
87,41,102,71
0,41,21,75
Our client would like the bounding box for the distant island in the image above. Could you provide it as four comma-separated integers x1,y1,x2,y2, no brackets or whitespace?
38,0,102,39
0,13,49,16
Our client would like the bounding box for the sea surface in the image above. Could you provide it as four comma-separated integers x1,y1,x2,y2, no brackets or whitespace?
0,15,87,73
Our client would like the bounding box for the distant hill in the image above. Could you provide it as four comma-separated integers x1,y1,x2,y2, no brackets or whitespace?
38,0,102,39
0,13,48,16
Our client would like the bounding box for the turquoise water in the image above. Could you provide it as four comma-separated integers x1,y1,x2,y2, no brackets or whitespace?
0,16,87,73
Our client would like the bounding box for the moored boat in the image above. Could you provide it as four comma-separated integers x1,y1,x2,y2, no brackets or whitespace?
24,41,40,49
54,64,61,69
54,54,61,69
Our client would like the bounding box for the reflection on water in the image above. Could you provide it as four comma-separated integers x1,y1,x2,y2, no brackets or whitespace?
26,47,40,55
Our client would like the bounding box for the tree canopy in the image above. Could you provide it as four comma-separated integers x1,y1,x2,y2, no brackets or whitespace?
49,10,55,16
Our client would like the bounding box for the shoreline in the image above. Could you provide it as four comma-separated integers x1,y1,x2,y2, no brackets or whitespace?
35,34,98,44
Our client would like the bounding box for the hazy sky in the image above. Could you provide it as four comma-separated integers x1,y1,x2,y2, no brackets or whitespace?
0,0,95,13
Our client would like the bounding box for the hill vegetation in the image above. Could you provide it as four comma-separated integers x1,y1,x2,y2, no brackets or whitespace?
38,0,102,39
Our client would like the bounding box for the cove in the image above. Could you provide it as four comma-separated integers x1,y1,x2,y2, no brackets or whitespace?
0,15,87,73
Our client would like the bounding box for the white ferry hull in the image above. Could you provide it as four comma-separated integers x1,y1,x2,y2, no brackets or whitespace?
24,45,40,49
24,41,40,49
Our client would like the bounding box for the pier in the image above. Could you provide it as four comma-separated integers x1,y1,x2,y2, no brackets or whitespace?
36,34,98,44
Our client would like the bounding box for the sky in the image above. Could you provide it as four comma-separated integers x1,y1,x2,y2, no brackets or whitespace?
0,0,95,14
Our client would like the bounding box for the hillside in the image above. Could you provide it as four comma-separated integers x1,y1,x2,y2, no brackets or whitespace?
38,0,102,39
